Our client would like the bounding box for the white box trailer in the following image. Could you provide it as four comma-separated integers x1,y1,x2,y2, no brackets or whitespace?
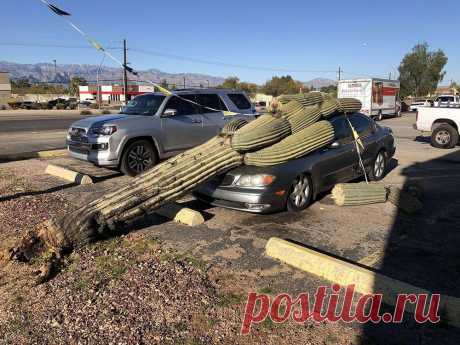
337,78,400,120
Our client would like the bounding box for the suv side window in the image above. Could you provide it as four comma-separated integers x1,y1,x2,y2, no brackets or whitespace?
164,95,200,116
348,113,373,137
228,93,251,110
196,94,228,113
330,116,353,144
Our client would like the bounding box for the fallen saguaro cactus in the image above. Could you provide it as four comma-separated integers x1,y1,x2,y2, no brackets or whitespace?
319,98,340,118
386,185,423,214
9,92,369,282
284,105,321,133
244,120,334,166
221,118,248,136
337,98,363,113
332,182,388,206
331,183,424,213
231,114,291,152
10,137,243,264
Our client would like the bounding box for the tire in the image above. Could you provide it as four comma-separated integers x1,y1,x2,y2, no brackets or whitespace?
120,139,157,176
286,174,313,212
368,150,387,181
431,124,459,149
377,110,383,121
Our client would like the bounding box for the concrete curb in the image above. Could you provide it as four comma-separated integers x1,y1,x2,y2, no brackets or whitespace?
155,203,205,226
0,149,67,163
266,237,460,327
45,164,93,185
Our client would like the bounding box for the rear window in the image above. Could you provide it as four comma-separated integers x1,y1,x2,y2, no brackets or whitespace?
439,96,454,102
228,93,251,110
196,94,228,112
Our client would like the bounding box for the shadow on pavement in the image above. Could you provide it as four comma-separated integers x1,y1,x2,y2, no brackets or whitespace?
362,149,460,344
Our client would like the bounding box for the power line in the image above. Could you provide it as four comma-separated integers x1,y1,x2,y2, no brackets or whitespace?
0,42,122,50
1,41,380,78
129,47,338,74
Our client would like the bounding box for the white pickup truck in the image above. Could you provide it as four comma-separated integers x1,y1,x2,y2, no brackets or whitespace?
414,107,459,148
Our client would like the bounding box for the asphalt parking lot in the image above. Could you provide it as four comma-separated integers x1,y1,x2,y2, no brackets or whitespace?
1,112,459,344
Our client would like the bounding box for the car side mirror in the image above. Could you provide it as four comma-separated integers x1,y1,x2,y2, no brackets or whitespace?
329,141,340,148
162,108,178,117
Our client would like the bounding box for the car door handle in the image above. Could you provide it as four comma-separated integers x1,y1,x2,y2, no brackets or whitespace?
191,119,202,124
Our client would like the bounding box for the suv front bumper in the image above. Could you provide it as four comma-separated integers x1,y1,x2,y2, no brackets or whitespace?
67,138,119,167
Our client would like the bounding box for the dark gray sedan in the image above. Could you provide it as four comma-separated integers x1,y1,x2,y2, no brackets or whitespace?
194,113,396,213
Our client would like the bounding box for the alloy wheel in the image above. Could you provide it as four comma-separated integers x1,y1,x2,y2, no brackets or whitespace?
374,152,385,178
127,144,153,173
435,130,451,145
289,175,311,208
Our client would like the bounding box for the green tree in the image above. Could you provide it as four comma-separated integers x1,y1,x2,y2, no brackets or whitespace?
398,42,448,98
68,76,87,96
221,76,240,89
320,84,337,98
261,75,305,97
11,78,31,89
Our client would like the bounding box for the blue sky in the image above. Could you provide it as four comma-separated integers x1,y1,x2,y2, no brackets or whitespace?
1,0,459,84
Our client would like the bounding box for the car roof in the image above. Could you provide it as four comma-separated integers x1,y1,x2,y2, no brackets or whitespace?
138,89,246,97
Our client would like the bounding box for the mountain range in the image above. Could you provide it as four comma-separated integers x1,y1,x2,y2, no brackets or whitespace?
0,61,225,87
303,78,337,89
1,61,338,90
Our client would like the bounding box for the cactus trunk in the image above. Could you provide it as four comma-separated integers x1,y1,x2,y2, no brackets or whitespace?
386,186,423,214
332,182,388,206
231,114,291,152
22,137,243,252
244,120,334,166
221,118,248,135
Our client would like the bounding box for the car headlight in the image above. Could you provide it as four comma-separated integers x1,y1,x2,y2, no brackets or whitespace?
235,174,276,187
89,125,117,136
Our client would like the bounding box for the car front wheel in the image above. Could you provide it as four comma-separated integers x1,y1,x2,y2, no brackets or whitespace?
286,174,313,212
120,140,157,176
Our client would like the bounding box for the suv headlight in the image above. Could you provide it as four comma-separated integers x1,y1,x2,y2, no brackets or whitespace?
89,125,117,136
235,174,276,187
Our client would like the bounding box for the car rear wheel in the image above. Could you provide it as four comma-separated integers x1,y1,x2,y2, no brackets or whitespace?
377,110,383,121
286,174,313,212
120,140,157,176
368,150,387,181
431,124,459,149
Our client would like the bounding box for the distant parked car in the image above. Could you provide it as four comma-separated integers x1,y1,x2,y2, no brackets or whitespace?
434,95,460,108
409,98,433,111
20,101,41,110
195,113,396,213
67,89,256,176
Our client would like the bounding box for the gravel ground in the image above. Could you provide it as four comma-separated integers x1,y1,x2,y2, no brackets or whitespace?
0,167,358,345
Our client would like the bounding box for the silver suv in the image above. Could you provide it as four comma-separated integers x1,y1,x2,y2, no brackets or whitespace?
67,89,255,176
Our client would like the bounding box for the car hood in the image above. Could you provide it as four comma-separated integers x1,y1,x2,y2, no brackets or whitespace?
78,113,155,128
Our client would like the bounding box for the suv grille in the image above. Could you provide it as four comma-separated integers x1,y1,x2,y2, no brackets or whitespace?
69,127,87,142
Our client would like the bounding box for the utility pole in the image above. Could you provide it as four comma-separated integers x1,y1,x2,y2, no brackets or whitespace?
123,39,128,104
337,66,341,81
183,77,186,89
53,59,57,79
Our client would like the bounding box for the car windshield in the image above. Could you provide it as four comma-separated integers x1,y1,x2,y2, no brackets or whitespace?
120,94,165,115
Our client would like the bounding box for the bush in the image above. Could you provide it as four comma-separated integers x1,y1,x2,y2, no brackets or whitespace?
80,110,92,115
100,109,111,115
56,103,66,110
89,103,99,109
